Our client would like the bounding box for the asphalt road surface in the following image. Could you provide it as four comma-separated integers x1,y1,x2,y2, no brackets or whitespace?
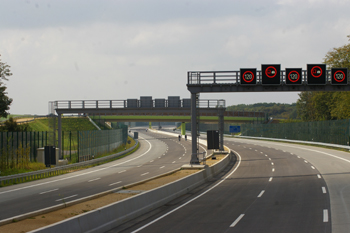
109,137,338,233
0,128,205,221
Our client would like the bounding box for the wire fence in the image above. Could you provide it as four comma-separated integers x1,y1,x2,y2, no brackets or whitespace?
0,131,48,166
241,119,350,146
0,127,128,170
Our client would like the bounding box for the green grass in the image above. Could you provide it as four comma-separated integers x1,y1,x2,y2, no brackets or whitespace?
28,117,98,132
0,162,46,176
94,115,259,122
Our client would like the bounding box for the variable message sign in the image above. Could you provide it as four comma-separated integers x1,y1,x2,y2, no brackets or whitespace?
262,64,281,85
240,68,257,85
307,64,326,85
331,68,348,85
285,68,302,85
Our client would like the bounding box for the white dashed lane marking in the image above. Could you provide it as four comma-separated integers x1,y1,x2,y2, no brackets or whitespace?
88,178,101,182
109,181,122,186
39,189,59,195
257,190,265,198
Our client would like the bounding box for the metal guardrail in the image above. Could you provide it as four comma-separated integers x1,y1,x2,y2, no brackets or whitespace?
0,139,138,186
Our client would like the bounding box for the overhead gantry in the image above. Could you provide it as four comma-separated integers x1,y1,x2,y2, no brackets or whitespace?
187,64,350,164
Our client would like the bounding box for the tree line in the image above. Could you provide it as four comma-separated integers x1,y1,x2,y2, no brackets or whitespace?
226,103,297,119
228,35,350,122
297,35,350,121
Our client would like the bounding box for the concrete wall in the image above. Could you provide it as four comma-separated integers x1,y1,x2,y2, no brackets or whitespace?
30,149,233,233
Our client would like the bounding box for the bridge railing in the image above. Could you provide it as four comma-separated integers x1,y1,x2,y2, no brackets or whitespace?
187,70,335,85
51,99,225,110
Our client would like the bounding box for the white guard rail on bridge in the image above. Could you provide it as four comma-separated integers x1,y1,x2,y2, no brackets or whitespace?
50,99,225,110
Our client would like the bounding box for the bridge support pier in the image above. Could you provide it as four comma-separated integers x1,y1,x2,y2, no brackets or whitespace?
181,122,186,135
218,108,225,151
190,92,199,164
58,113,62,159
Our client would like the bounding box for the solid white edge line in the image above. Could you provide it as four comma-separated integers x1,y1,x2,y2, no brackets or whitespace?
0,136,153,195
323,209,329,222
230,214,245,227
131,149,242,233
322,187,327,193
257,190,265,198
39,189,59,195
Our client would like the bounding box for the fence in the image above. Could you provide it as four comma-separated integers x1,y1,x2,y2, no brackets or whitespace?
78,128,127,162
0,138,137,187
241,119,350,146
0,127,128,169
0,131,48,166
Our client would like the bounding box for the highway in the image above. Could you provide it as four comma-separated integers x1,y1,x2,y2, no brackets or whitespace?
108,136,347,233
0,128,205,221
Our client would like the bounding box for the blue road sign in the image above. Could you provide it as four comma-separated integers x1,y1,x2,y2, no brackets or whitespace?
230,126,241,133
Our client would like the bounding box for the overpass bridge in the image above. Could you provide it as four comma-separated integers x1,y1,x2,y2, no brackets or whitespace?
50,97,265,158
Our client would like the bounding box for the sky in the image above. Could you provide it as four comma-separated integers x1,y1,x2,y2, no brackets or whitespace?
1,0,350,115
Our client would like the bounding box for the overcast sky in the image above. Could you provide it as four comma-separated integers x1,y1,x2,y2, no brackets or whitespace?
1,0,350,115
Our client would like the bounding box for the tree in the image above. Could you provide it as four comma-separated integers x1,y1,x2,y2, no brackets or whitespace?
324,35,350,69
296,36,350,121
0,117,31,132
323,35,350,120
0,54,13,118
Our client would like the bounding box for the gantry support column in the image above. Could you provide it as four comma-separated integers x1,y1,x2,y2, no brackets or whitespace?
181,122,186,135
218,107,225,151
190,92,199,164
58,113,62,159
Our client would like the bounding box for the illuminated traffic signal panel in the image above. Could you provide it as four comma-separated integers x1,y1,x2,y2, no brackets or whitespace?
240,68,256,85
285,68,302,85
331,68,348,85
307,64,326,85
262,64,280,85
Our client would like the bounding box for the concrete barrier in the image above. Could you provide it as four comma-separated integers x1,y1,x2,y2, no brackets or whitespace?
29,149,233,233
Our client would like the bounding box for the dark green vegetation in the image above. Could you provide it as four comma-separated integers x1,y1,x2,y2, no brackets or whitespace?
297,35,350,121
92,115,259,122
0,138,138,186
226,103,297,119
0,117,130,178
0,54,12,118
0,117,31,131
